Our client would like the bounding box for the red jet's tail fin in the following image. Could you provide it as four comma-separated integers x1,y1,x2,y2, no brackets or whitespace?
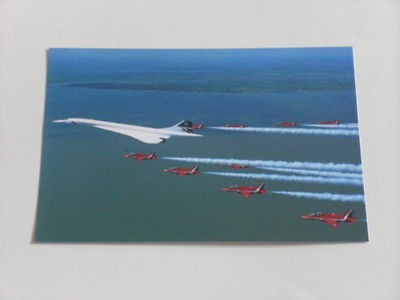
344,209,353,220
256,183,265,192
191,165,200,173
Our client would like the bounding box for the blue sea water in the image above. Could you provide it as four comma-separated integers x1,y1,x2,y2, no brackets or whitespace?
36,48,368,242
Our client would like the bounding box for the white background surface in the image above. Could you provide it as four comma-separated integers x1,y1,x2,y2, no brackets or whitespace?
1,1,399,299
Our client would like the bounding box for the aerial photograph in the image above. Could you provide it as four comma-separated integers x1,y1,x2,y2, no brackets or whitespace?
35,47,368,242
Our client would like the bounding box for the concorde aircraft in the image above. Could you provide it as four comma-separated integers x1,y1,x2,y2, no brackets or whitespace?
53,118,202,144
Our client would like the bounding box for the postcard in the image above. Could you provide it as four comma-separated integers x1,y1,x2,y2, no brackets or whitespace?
35,48,368,242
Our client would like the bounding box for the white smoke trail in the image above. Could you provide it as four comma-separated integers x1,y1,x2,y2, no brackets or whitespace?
162,157,362,173
257,166,363,179
205,171,363,186
271,191,364,202
209,126,359,136
304,123,358,129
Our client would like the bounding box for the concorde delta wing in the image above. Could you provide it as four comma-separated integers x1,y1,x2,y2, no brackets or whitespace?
93,125,169,144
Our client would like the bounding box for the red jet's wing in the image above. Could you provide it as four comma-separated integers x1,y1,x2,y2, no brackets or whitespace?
325,220,339,228
239,191,252,197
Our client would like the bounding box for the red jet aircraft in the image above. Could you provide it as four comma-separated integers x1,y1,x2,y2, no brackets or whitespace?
230,164,250,170
224,124,246,128
302,209,356,228
318,120,340,125
276,121,297,128
191,123,205,130
162,165,200,176
222,183,266,197
123,152,157,161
